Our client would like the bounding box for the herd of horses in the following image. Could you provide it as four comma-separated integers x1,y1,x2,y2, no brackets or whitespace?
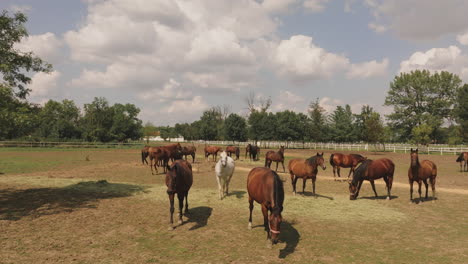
140,143,465,245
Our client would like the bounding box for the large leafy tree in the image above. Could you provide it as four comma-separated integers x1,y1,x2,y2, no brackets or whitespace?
308,98,328,142
81,97,114,142
224,113,247,142
454,84,468,142
248,110,276,143
36,99,81,140
275,110,307,142
384,70,462,142
0,11,52,98
199,107,223,140
329,105,356,142
109,103,143,142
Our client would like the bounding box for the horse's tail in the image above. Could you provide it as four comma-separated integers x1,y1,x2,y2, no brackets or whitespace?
456,153,464,162
272,170,284,213
265,156,269,167
329,154,335,166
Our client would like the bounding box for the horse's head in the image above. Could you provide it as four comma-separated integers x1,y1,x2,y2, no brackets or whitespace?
410,148,419,166
316,152,326,170
165,164,178,195
348,180,358,200
220,151,228,167
268,212,282,244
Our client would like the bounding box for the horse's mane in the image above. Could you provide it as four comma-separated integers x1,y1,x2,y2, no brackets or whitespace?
306,156,318,166
456,153,464,162
352,159,372,184
350,154,364,160
272,171,284,215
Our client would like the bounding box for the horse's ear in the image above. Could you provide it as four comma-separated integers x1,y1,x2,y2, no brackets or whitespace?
321,152,324,156
416,148,418,152
410,148,413,152
317,152,320,156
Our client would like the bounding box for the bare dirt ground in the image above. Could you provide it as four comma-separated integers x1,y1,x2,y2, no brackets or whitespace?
0,146,467,263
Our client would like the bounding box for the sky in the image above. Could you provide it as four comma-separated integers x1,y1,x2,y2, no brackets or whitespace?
2,0,468,125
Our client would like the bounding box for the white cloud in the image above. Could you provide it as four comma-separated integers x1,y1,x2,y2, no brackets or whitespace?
9,5,32,13
14,32,63,64
319,97,343,113
28,71,61,98
137,79,192,102
347,58,389,79
261,0,298,14
368,22,386,33
274,90,305,111
303,0,330,13
166,96,208,114
274,35,349,82
456,32,468,45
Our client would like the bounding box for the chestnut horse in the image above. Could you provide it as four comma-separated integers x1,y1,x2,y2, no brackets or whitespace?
408,148,437,202
330,153,366,181
149,147,170,174
247,167,284,245
456,152,468,172
181,146,196,163
265,146,286,172
204,145,222,162
226,145,240,160
288,152,326,196
245,144,260,161
348,158,394,200
141,145,150,165
166,160,193,230
162,143,183,162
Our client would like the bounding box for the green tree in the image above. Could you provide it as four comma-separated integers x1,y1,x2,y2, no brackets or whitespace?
142,122,158,143
454,84,468,142
81,97,114,142
411,123,433,145
384,70,462,142
199,107,223,140
158,126,176,140
224,113,247,142
109,103,143,142
0,11,52,98
248,110,276,143
36,99,81,140
275,110,305,142
308,98,328,142
329,105,356,142
364,112,385,144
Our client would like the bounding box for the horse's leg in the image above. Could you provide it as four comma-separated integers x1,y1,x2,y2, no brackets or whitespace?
430,176,436,199
417,181,423,202
282,161,286,173
248,196,254,229
275,161,279,172
409,180,414,202
347,167,354,179
383,176,392,200
177,192,184,224
216,175,222,200
337,167,342,181
192,154,195,163
150,157,154,175
370,180,378,198
312,176,316,196
423,179,429,200
355,180,363,199
302,178,307,194
261,204,270,239
184,191,189,214
332,165,336,181
168,193,175,230
292,176,298,195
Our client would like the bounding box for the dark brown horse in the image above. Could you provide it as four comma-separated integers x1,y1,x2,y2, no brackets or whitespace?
330,153,366,181
265,146,286,172
204,145,222,162
456,152,468,172
288,152,326,196
408,148,437,202
181,145,196,163
149,147,170,174
246,144,260,161
141,145,150,165
247,167,284,245
166,160,193,230
348,158,394,200
226,145,240,160
162,143,183,162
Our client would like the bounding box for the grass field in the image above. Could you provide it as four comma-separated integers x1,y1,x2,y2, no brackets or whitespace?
0,146,467,263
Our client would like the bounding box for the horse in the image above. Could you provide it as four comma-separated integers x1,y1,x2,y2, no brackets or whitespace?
204,145,222,162
215,151,235,200
329,153,366,181
226,145,240,160
456,152,468,172
288,152,326,196
247,167,284,245
181,145,196,163
348,158,394,200
246,144,260,161
141,145,150,165
265,146,286,172
166,159,193,230
161,143,183,162
408,148,437,202
149,147,170,174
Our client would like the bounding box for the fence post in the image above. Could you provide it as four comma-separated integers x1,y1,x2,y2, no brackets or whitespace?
393,146,396,153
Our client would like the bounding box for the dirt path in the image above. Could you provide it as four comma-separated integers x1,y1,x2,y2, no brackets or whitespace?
235,166,468,195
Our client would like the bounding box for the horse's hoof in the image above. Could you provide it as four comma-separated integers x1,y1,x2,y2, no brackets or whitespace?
168,226,174,231
178,220,183,224
248,222,252,230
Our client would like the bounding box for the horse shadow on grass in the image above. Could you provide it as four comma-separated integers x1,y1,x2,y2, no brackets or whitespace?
302,192,334,200
0,180,147,221
360,195,399,200
411,196,438,204
278,221,300,259
227,190,246,199
183,206,213,231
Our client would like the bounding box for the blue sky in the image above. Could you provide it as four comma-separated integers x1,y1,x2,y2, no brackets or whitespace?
2,0,468,125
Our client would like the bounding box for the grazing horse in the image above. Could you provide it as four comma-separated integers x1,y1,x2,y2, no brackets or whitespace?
456,152,468,172
246,144,260,161
408,148,437,202
247,167,284,245
149,147,170,174
348,158,394,200
162,143,183,162
181,146,196,163
215,151,235,200
166,160,193,230
226,145,240,160
141,145,150,165
329,153,366,181
204,145,222,162
288,152,326,196
265,146,286,172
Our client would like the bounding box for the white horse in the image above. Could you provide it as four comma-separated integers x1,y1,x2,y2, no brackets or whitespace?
215,151,235,200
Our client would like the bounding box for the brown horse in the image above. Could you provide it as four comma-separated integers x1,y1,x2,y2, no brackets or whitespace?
141,145,150,165
288,152,326,196
408,148,437,202
247,167,284,245
162,143,183,162
330,153,366,181
166,160,193,230
348,158,394,200
149,147,170,174
226,145,240,160
265,146,286,172
204,145,222,162
456,152,468,172
181,145,196,163
246,144,260,161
